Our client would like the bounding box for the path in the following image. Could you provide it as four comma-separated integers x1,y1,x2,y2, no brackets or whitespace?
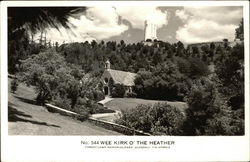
8,79,122,135
93,96,120,122
97,96,113,105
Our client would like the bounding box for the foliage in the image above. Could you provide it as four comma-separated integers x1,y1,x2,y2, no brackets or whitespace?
92,89,105,101
19,50,84,106
182,77,244,135
51,95,71,110
111,83,126,98
11,78,19,93
8,7,85,34
115,102,185,135
8,7,85,74
8,31,32,74
235,18,243,40
75,98,114,114
134,61,190,101
188,58,209,78
215,44,244,110
127,92,137,98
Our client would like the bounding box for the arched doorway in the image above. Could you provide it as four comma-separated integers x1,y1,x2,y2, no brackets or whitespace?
104,86,109,96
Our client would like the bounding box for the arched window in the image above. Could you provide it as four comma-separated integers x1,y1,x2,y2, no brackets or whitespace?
104,77,109,84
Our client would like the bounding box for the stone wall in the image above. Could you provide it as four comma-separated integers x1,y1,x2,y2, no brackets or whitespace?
45,103,151,136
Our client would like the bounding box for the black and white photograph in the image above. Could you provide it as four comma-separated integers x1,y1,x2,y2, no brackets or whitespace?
1,1,249,161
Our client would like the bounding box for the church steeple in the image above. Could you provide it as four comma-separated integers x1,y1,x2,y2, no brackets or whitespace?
105,60,111,70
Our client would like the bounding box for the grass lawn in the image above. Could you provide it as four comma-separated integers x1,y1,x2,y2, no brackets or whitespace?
105,98,188,112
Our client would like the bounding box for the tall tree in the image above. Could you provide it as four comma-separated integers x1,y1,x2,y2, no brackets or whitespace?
235,18,243,40
8,7,86,73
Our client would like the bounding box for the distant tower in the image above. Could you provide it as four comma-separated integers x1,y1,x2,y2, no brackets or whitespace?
105,60,111,70
144,20,157,41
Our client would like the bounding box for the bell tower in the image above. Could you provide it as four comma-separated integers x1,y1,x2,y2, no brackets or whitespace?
105,60,111,70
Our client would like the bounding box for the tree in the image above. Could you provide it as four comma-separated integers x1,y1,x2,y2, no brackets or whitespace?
11,78,19,93
183,78,215,135
19,50,83,106
216,44,244,110
192,46,199,55
134,61,189,101
223,38,229,48
182,73,244,136
8,7,85,74
210,42,215,50
235,18,243,40
188,58,209,78
152,51,163,65
176,57,191,75
8,7,85,34
176,41,185,57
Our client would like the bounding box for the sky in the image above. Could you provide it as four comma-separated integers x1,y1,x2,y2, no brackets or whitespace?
39,6,243,45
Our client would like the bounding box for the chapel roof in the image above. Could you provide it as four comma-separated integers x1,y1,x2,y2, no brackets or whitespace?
106,69,137,86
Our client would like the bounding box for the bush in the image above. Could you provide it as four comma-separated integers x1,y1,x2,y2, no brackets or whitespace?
115,102,185,135
11,78,19,93
51,96,90,120
228,94,244,110
188,58,209,78
89,103,115,114
115,104,153,132
182,77,244,135
149,103,186,135
51,96,71,111
93,89,105,101
111,83,126,98
127,92,137,98
74,105,90,121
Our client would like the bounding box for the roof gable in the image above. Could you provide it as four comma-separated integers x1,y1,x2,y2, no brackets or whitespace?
107,69,137,86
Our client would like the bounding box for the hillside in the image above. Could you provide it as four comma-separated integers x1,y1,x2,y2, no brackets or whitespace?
8,78,122,135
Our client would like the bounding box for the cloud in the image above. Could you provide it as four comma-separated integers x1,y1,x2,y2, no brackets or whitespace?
36,6,168,44
115,6,168,29
175,9,189,21
39,7,128,44
175,6,242,43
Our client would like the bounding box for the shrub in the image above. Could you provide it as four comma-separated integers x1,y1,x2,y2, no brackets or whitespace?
182,77,244,135
115,104,153,132
88,103,115,114
115,102,185,135
85,90,94,100
228,94,244,110
51,96,71,111
74,105,90,121
188,58,209,78
93,89,105,101
111,83,126,98
11,78,19,93
51,96,90,120
127,92,137,98
149,103,185,135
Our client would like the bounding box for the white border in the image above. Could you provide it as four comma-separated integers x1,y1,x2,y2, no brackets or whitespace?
1,1,249,161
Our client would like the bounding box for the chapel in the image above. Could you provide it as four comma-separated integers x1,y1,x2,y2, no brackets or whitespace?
100,60,137,96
